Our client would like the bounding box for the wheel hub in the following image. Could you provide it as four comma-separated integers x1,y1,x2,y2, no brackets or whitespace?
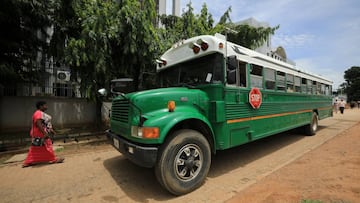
174,144,202,181
185,156,195,168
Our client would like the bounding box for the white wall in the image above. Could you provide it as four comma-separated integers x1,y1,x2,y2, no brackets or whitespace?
0,96,97,133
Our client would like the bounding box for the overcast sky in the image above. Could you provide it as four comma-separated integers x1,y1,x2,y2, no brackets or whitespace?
167,0,360,89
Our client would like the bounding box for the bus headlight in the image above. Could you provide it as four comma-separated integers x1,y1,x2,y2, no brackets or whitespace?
131,126,160,139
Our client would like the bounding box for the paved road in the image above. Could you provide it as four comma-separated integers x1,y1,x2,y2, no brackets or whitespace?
0,109,359,203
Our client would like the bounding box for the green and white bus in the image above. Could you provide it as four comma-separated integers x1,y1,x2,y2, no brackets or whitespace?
106,33,333,195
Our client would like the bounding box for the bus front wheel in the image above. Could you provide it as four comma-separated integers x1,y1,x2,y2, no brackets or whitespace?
155,129,211,195
304,112,318,136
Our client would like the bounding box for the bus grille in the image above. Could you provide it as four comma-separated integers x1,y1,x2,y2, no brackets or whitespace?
112,99,130,123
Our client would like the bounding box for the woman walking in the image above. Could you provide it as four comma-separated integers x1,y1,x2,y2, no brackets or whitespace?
23,101,64,167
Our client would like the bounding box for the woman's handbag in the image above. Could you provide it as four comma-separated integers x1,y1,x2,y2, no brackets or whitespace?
32,137,44,146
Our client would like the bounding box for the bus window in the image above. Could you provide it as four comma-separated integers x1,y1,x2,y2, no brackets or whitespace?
307,79,313,94
321,84,326,95
227,70,236,85
276,71,286,91
287,74,294,92
264,68,275,90
239,62,247,87
301,78,307,93
325,85,331,95
250,64,263,88
294,76,301,93
312,81,318,94
227,56,238,70
316,82,321,95
159,53,224,87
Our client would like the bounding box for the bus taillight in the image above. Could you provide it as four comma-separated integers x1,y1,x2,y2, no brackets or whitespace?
191,43,201,54
201,42,209,51
196,39,209,51
156,59,167,67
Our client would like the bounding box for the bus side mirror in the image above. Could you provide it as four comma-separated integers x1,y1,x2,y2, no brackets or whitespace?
111,78,134,94
227,70,236,84
227,55,237,70
98,88,108,96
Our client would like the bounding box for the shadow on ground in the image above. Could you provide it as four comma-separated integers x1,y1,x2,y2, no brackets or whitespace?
103,126,320,201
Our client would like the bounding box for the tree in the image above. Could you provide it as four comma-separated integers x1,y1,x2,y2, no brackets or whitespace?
61,0,159,126
159,3,279,51
212,6,279,49
50,0,81,63
344,66,360,102
159,3,216,48
225,24,279,49
0,0,54,92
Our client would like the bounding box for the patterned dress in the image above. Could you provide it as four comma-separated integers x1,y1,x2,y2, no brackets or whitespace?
23,110,57,165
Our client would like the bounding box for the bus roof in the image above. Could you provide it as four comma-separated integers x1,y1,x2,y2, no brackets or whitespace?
157,34,333,85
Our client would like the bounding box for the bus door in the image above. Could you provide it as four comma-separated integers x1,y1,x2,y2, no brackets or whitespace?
225,57,251,148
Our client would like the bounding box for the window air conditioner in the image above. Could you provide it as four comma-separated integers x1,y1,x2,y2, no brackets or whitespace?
57,70,71,82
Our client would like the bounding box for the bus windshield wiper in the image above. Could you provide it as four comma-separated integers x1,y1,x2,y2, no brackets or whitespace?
175,83,196,88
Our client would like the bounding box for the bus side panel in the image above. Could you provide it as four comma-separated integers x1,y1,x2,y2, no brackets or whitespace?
225,91,332,148
226,111,311,148
212,123,230,150
229,122,251,147
249,111,311,140
248,92,331,140
318,105,333,120
222,88,252,149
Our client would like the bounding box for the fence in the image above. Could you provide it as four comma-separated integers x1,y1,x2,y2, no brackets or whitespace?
1,64,81,98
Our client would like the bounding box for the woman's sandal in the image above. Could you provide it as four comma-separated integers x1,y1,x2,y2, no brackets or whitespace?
49,157,64,164
22,163,32,168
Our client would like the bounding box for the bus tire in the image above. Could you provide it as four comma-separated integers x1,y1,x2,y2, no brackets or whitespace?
155,129,211,196
304,112,318,136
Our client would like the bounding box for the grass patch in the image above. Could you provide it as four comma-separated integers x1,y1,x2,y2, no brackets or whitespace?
54,147,64,153
301,200,323,203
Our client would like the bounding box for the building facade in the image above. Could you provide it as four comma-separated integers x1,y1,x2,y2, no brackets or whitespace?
156,0,181,16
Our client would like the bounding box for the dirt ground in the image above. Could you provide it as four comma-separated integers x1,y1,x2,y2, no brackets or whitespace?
56,112,359,203
51,114,360,203
227,113,360,203
52,111,360,203
0,109,359,203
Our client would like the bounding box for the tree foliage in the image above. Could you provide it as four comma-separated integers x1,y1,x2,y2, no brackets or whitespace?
344,66,360,101
225,24,279,49
0,0,54,86
159,3,279,50
61,0,159,99
1,0,279,99
159,3,215,48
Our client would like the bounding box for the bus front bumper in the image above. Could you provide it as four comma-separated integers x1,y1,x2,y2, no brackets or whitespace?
106,130,158,168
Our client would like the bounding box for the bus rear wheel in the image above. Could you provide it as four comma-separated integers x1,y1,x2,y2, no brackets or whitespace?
155,129,211,195
304,112,318,136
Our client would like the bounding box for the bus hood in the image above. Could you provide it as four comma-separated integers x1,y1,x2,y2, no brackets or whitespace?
119,87,209,116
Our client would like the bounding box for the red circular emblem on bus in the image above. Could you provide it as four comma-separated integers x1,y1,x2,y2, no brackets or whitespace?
249,88,262,109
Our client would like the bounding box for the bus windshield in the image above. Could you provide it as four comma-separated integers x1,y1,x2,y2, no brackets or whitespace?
159,53,224,87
